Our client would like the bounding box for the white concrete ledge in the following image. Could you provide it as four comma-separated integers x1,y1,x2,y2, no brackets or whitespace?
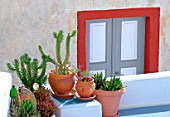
119,71,170,110
0,72,12,117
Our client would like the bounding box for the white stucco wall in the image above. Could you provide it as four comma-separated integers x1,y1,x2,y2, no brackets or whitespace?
119,71,170,110
0,0,170,87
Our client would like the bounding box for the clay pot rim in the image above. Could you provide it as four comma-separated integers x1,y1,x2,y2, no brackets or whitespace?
49,69,74,76
94,88,125,96
76,77,94,83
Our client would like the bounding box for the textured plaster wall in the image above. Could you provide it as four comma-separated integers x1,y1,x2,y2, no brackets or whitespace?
0,0,170,87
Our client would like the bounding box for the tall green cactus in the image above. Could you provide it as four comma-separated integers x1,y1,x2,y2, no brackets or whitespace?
7,53,48,91
38,30,76,75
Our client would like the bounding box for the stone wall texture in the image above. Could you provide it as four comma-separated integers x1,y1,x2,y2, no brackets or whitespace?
0,0,170,87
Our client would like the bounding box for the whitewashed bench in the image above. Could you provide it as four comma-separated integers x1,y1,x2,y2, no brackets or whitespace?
52,97,102,117
0,72,12,117
119,71,170,110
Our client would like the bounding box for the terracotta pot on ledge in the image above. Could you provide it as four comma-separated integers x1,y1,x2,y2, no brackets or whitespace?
76,77,95,98
48,69,75,94
93,88,125,117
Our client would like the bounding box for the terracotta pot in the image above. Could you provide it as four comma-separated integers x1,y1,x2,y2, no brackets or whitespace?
76,77,95,98
93,88,125,117
48,69,75,94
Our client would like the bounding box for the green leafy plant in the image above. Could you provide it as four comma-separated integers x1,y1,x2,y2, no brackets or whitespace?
93,72,124,91
38,30,76,75
7,53,48,91
11,100,40,117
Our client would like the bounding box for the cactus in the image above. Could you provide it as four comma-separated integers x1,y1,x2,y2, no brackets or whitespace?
11,100,40,117
7,53,48,91
34,87,51,102
37,100,57,117
93,72,124,91
38,30,76,75
34,87,57,116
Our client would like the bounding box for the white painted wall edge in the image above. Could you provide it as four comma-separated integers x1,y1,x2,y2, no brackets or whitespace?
0,72,12,117
118,71,170,110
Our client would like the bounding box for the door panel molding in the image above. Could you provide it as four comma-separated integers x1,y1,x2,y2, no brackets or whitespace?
121,20,138,61
89,22,106,63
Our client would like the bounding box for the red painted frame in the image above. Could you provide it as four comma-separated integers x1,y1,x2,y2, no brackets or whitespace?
77,8,160,73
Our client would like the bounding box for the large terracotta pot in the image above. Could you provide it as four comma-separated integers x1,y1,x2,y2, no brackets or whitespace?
48,69,75,94
76,77,95,98
93,88,125,117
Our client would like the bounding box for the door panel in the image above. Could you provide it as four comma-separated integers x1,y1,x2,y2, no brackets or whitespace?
89,22,106,63
121,21,138,60
121,67,137,76
112,17,145,76
86,19,112,77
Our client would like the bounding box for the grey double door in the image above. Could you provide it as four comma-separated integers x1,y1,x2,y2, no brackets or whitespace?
86,17,145,77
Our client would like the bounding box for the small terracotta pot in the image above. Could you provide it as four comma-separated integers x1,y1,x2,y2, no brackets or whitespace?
93,88,125,117
48,69,75,94
76,77,95,98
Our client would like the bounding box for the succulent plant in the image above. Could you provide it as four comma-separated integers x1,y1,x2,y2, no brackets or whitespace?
93,72,106,90
37,100,57,117
34,87,57,116
93,72,124,91
38,30,76,75
102,77,124,91
11,100,40,117
34,87,51,102
7,53,48,91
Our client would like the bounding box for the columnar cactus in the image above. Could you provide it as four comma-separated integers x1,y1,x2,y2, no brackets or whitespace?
38,30,76,75
7,53,48,91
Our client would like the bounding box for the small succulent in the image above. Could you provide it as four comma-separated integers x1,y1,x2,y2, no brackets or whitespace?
34,87,57,116
102,77,124,91
34,87,51,102
93,72,124,91
37,100,57,117
11,100,40,117
93,72,106,90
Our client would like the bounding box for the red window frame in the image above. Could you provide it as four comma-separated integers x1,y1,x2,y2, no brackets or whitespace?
77,8,160,73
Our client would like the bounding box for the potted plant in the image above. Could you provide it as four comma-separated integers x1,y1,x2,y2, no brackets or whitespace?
93,72,125,117
38,30,76,96
74,71,96,100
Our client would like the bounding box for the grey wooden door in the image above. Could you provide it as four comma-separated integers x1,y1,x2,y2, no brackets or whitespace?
86,19,112,77
112,17,145,76
86,17,145,77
